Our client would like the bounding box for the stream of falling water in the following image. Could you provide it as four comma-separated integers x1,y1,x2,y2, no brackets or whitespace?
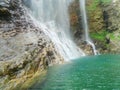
79,0,98,55
24,0,85,61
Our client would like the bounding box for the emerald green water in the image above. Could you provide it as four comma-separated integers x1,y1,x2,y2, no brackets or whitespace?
30,55,120,90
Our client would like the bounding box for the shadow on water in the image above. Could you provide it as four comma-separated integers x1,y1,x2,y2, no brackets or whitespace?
29,54,120,90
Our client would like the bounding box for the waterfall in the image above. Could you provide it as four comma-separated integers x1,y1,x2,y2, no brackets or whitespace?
24,0,85,61
79,0,97,55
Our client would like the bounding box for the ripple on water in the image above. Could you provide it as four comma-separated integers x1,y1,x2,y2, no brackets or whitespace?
30,55,120,90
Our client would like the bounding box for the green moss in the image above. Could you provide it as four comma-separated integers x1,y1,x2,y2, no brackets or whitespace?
109,33,120,40
87,0,99,11
90,30,110,51
90,30,108,41
100,0,112,3
109,33,115,40
87,0,112,11
118,35,120,39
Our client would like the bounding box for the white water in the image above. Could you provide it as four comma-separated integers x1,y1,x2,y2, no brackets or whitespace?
24,0,85,61
79,0,97,55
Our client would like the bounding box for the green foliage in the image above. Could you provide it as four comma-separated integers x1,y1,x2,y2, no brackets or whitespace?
87,0,112,11
118,35,120,39
109,33,115,40
87,0,99,11
109,33,120,40
90,30,111,50
90,30,108,41
100,0,112,3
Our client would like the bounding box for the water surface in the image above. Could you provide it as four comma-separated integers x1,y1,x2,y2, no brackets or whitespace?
30,55,120,90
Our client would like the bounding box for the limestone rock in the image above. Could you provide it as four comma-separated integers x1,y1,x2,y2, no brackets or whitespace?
0,0,64,90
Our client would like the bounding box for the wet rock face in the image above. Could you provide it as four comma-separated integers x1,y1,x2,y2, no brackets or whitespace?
69,0,96,55
103,0,120,53
86,0,120,54
69,0,83,39
0,0,23,20
103,1,120,32
0,0,19,9
0,8,11,20
69,0,120,54
0,0,63,89
0,0,11,20
0,0,10,8
0,0,15,20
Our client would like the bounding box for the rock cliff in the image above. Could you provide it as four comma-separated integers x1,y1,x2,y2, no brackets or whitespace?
69,0,120,54
0,0,63,90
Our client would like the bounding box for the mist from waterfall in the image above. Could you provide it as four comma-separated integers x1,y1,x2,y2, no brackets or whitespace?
24,0,85,61
79,0,97,55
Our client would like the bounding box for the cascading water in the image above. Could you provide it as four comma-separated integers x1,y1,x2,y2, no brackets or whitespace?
24,0,85,61
79,0,97,55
